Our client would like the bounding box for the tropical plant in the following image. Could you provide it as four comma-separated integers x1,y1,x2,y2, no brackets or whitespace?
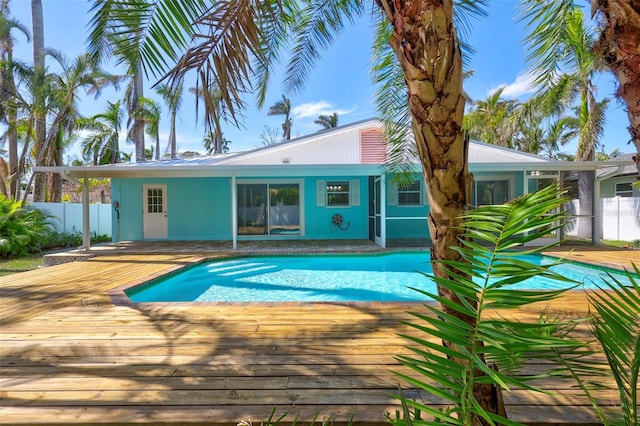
572,266,640,426
595,147,621,161
203,130,230,154
42,51,115,200
77,100,124,165
314,112,338,130
268,95,292,140
30,0,46,201
88,0,148,162
464,87,519,148
0,1,30,201
390,184,591,424
137,97,162,160
520,2,609,239
156,79,184,159
0,193,54,257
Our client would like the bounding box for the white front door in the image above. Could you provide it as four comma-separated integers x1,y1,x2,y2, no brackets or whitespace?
143,184,168,239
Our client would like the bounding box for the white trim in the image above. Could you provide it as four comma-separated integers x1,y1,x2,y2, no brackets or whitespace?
472,175,515,206
236,179,305,237
231,175,237,249
350,179,360,206
316,180,326,206
380,174,387,248
386,216,427,220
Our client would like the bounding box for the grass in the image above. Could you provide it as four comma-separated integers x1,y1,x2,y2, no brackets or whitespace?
0,253,45,277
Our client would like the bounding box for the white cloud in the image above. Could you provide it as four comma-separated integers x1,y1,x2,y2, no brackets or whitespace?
292,101,354,120
489,73,536,99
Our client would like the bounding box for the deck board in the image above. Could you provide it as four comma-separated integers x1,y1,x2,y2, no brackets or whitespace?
1,248,638,425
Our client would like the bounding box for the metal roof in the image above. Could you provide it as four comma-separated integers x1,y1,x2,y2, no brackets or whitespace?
35,118,635,179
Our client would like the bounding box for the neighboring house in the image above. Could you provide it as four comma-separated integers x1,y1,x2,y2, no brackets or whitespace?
598,154,639,198
38,119,634,249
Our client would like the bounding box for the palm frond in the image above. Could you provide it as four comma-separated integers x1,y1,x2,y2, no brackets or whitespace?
88,0,209,74
393,184,593,424
283,0,367,96
589,265,640,426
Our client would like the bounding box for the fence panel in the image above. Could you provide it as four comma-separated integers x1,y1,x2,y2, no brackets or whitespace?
31,202,112,237
600,197,640,241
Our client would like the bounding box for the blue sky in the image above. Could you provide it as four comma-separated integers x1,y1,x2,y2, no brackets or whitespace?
8,0,634,160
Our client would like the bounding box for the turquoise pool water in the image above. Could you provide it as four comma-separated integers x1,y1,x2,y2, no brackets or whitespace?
125,252,636,303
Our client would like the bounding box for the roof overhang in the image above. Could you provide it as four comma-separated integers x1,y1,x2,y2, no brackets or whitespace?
35,159,635,180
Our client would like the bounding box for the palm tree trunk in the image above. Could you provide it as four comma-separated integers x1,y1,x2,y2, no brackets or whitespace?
169,111,177,158
31,0,47,202
595,0,640,176
385,0,504,422
50,126,64,202
8,105,19,200
134,61,146,162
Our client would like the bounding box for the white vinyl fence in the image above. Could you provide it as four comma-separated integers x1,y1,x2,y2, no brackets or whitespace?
31,202,112,237
565,197,640,242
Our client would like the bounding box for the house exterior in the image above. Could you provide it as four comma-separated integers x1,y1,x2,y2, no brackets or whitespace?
38,119,635,249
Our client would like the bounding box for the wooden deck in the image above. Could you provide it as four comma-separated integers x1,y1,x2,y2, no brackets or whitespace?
1,249,638,425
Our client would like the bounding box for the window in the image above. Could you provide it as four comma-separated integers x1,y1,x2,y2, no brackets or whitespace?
473,180,509,207
397,180,421,206
237,183,301,236
327,181,350,206
615,182,633,197
147,188,163,213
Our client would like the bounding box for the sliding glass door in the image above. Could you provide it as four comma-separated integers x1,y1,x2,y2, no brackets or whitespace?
237,182,300,236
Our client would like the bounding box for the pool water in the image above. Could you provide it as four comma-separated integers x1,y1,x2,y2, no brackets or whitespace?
126,252,635,303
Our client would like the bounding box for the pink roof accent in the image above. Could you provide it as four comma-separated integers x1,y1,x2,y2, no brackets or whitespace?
360,129,386,164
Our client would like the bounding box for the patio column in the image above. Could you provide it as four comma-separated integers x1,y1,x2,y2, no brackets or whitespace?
380,174,387,248
231,175,237,250
81,177,90,251
593,170,602,244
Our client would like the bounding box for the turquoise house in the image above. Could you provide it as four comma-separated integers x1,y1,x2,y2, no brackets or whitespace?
41,119,627,249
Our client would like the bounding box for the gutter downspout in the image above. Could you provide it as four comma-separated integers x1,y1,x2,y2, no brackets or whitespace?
594,165,625,246
61,171,91,251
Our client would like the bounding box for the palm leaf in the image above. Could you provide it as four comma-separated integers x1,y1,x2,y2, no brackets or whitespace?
393,184,593,424
588,265,640,426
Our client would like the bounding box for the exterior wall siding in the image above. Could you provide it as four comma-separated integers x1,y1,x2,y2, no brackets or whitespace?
600,175,640,198
110,171,534,244
302,176,369,240
112,177,232,241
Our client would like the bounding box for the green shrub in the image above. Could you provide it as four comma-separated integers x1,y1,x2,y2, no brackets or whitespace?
42,229,111,250
0,195,56,258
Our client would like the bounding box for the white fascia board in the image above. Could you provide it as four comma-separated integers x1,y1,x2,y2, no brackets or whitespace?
35,164,385,179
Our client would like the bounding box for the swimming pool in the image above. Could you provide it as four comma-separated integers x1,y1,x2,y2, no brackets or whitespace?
125,252,636,303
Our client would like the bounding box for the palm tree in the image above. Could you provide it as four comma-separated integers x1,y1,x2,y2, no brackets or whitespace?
314,112,339,130
46,51,115,200
189,81,228,154
156,80,183,159
87,1,503,418
538,116,580,159
138,97,161,160
464,87,519,148
77,100,124,165
268,95,292,140
595,146,621,161
521,3,609,239
0,2,30,200
88,1,148,162
593,1,640,177
203,130,230,154
29,0,47,201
